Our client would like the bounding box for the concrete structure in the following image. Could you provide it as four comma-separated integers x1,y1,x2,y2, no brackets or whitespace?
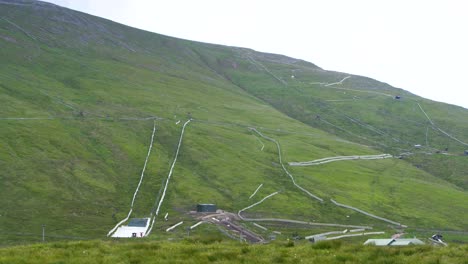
197,204,217,212
111,218,150,238
364,238,424,246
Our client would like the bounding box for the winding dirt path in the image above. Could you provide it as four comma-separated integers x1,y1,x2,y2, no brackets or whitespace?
249,128,324,202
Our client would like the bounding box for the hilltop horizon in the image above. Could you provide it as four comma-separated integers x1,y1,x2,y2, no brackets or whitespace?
41,0,468,109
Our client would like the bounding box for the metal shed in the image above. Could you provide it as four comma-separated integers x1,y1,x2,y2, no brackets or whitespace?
128,218,149,227
197,204,217,212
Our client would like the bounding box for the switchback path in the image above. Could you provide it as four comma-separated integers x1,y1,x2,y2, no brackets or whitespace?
249,128,324,202
324,76,351,87
238,193,372,230
248,128,404,228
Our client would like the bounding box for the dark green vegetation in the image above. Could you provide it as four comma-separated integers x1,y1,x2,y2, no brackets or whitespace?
1,239,468,264
0,0,467,249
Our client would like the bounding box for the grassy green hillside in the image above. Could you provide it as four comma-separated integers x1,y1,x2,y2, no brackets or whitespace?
0,0,467,246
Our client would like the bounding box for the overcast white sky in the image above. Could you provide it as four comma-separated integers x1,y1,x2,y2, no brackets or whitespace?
43,0,468,108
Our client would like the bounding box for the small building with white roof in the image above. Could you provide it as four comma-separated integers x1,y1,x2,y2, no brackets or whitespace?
111,218,150,238
364,238,424,246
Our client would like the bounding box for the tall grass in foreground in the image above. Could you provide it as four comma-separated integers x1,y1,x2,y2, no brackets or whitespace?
0,240,467,264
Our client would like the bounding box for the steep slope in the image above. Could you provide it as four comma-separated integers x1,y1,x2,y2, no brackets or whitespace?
191,43,468,189
0,0,466,245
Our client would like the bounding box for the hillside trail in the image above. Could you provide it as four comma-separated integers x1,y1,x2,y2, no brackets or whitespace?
1,104,430,232
319,76,467,150
248,183,263,199
310,76,393,97
288,154,393,166
237,192,372,230
236,49,287,86
249,127,324,202
310,76,416,147
252,134,265,151
249,127,406,228
323,86,393,97
324,76,351,87
418,103,468,147
330,199,406,227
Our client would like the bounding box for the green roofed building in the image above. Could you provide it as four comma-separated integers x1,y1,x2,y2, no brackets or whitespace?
128,218,149,227
197,204,217,212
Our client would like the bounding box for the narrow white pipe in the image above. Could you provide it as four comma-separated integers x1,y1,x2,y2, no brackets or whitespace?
108,121,157,237
418,103,434,126
325,231,385,240
146,119,191,236
190,221,205,230
166,221,183,232
253,223,268,231
107,208,133,237
130,122,157,208
305,230,347,240
289,154,392,166
238,191,279,220
249,184,263,199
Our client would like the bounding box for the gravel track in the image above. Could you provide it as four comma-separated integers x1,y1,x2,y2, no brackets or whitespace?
330,199,406,227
